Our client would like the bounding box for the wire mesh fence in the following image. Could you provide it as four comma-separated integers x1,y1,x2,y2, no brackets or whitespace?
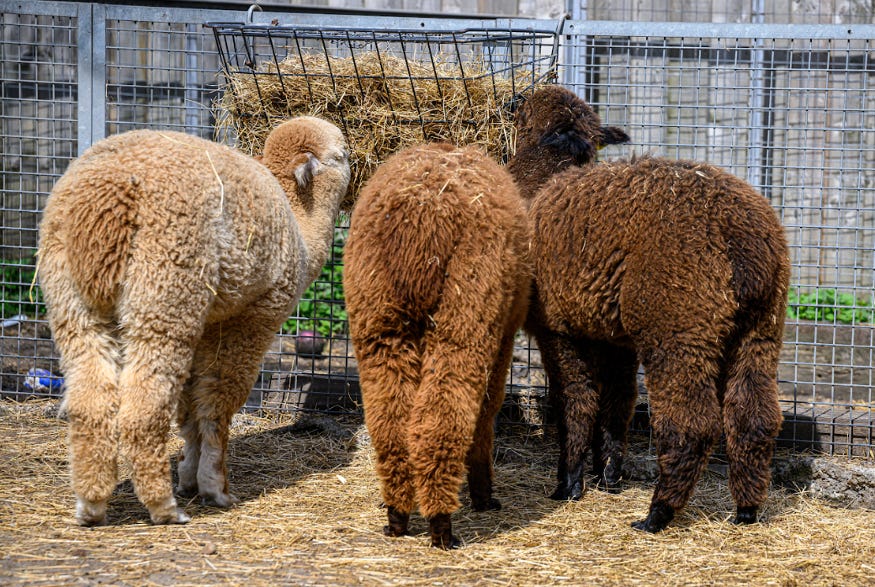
560,21,875,456
105,20,221,137
1,1,873,457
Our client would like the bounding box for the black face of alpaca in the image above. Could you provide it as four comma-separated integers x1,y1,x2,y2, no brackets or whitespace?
509,86,631,201
539,130,599,166
517,85,630,166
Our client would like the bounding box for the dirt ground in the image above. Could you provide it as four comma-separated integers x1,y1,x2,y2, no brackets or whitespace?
2,401,874,587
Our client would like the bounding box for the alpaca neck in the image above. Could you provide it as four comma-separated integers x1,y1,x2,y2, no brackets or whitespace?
286,177,343,286
507,144,581,206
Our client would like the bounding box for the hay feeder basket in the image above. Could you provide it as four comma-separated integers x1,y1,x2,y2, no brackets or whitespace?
206,18,563,201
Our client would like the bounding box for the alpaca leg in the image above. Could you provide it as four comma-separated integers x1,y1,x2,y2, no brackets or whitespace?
723,328,783,525
182,304,290,507
117,341,195,524
56,320,121,526
591,343,638,492
39,250,123,526
175,382,200,499
356,333,422,537
410,338,489,549
466,329,515,512
633,347,723,533
536,331,600,501
117,267,210,525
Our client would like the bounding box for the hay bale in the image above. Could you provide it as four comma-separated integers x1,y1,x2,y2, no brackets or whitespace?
215,50,552,208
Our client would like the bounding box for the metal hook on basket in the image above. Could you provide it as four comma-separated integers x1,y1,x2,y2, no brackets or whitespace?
247,4,263,23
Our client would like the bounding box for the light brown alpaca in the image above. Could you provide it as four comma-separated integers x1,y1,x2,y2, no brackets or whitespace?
344,143,530,549
508,86,789,532
38,117,350,526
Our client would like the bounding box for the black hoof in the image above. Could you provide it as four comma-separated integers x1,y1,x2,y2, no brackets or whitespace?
175,486,198,499
431,534,462,550
631,501,675,533
732,506,758,525
472,497,502,512
428,513,460,550
383,524,409,537
550,481,583,501
594,471,624,494
596,480,623,495
601,459,623,488
384,506,410,537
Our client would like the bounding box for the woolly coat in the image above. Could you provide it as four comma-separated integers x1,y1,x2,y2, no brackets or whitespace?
509,85,789,532
528,156,788,349
344,142,530,548
38,117,350,525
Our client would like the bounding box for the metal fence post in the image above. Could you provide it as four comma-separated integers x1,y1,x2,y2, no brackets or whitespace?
76,2,106,155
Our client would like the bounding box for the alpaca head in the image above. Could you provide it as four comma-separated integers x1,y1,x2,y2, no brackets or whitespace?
514,85,630,167
261,116,351,206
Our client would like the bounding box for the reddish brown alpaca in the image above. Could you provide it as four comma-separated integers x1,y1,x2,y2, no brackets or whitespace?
508,86,789,532
344,143,530,548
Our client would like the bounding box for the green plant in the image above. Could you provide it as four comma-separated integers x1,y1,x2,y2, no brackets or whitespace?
787,288,875,324
283,228,348,338
1,255,44,319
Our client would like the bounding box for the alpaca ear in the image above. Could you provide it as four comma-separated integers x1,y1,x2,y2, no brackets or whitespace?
293,152,322,189
540,130,597,164
599,126,631,147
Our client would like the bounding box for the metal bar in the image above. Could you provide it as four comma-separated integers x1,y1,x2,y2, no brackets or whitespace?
745,0,766,189
184,23,200,133
91,3,106,147
75,2,93,156
564,19,875,40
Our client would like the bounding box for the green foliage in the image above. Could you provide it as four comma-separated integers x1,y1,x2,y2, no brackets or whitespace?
1,256,44,320
787,288,875,324
283,228,348,338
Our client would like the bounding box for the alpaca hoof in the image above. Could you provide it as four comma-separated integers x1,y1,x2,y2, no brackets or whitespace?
383,524,409,537
631,501,674,533
200,492,240,508
596,479,624,494
383,507,410,537
600,464,623,492
148,498,191,525
431,534,462,550
732,506,758,525
595,469,624,494
550,481,583,501
175,484,198,499
472,497,502,512
151,509,191,525
75,498,108,527
630,518,658,533
428,513,460,550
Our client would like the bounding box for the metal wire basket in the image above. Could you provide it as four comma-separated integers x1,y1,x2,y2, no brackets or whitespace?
206,19,562,200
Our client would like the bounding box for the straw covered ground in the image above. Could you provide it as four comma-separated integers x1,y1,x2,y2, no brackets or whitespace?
2,400,874,586
216,51,546,208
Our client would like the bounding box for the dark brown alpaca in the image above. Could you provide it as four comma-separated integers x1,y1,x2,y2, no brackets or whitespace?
344,143,530,548
509,85,789,532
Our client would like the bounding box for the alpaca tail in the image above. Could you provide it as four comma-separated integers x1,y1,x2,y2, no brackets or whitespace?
64,176,139,309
